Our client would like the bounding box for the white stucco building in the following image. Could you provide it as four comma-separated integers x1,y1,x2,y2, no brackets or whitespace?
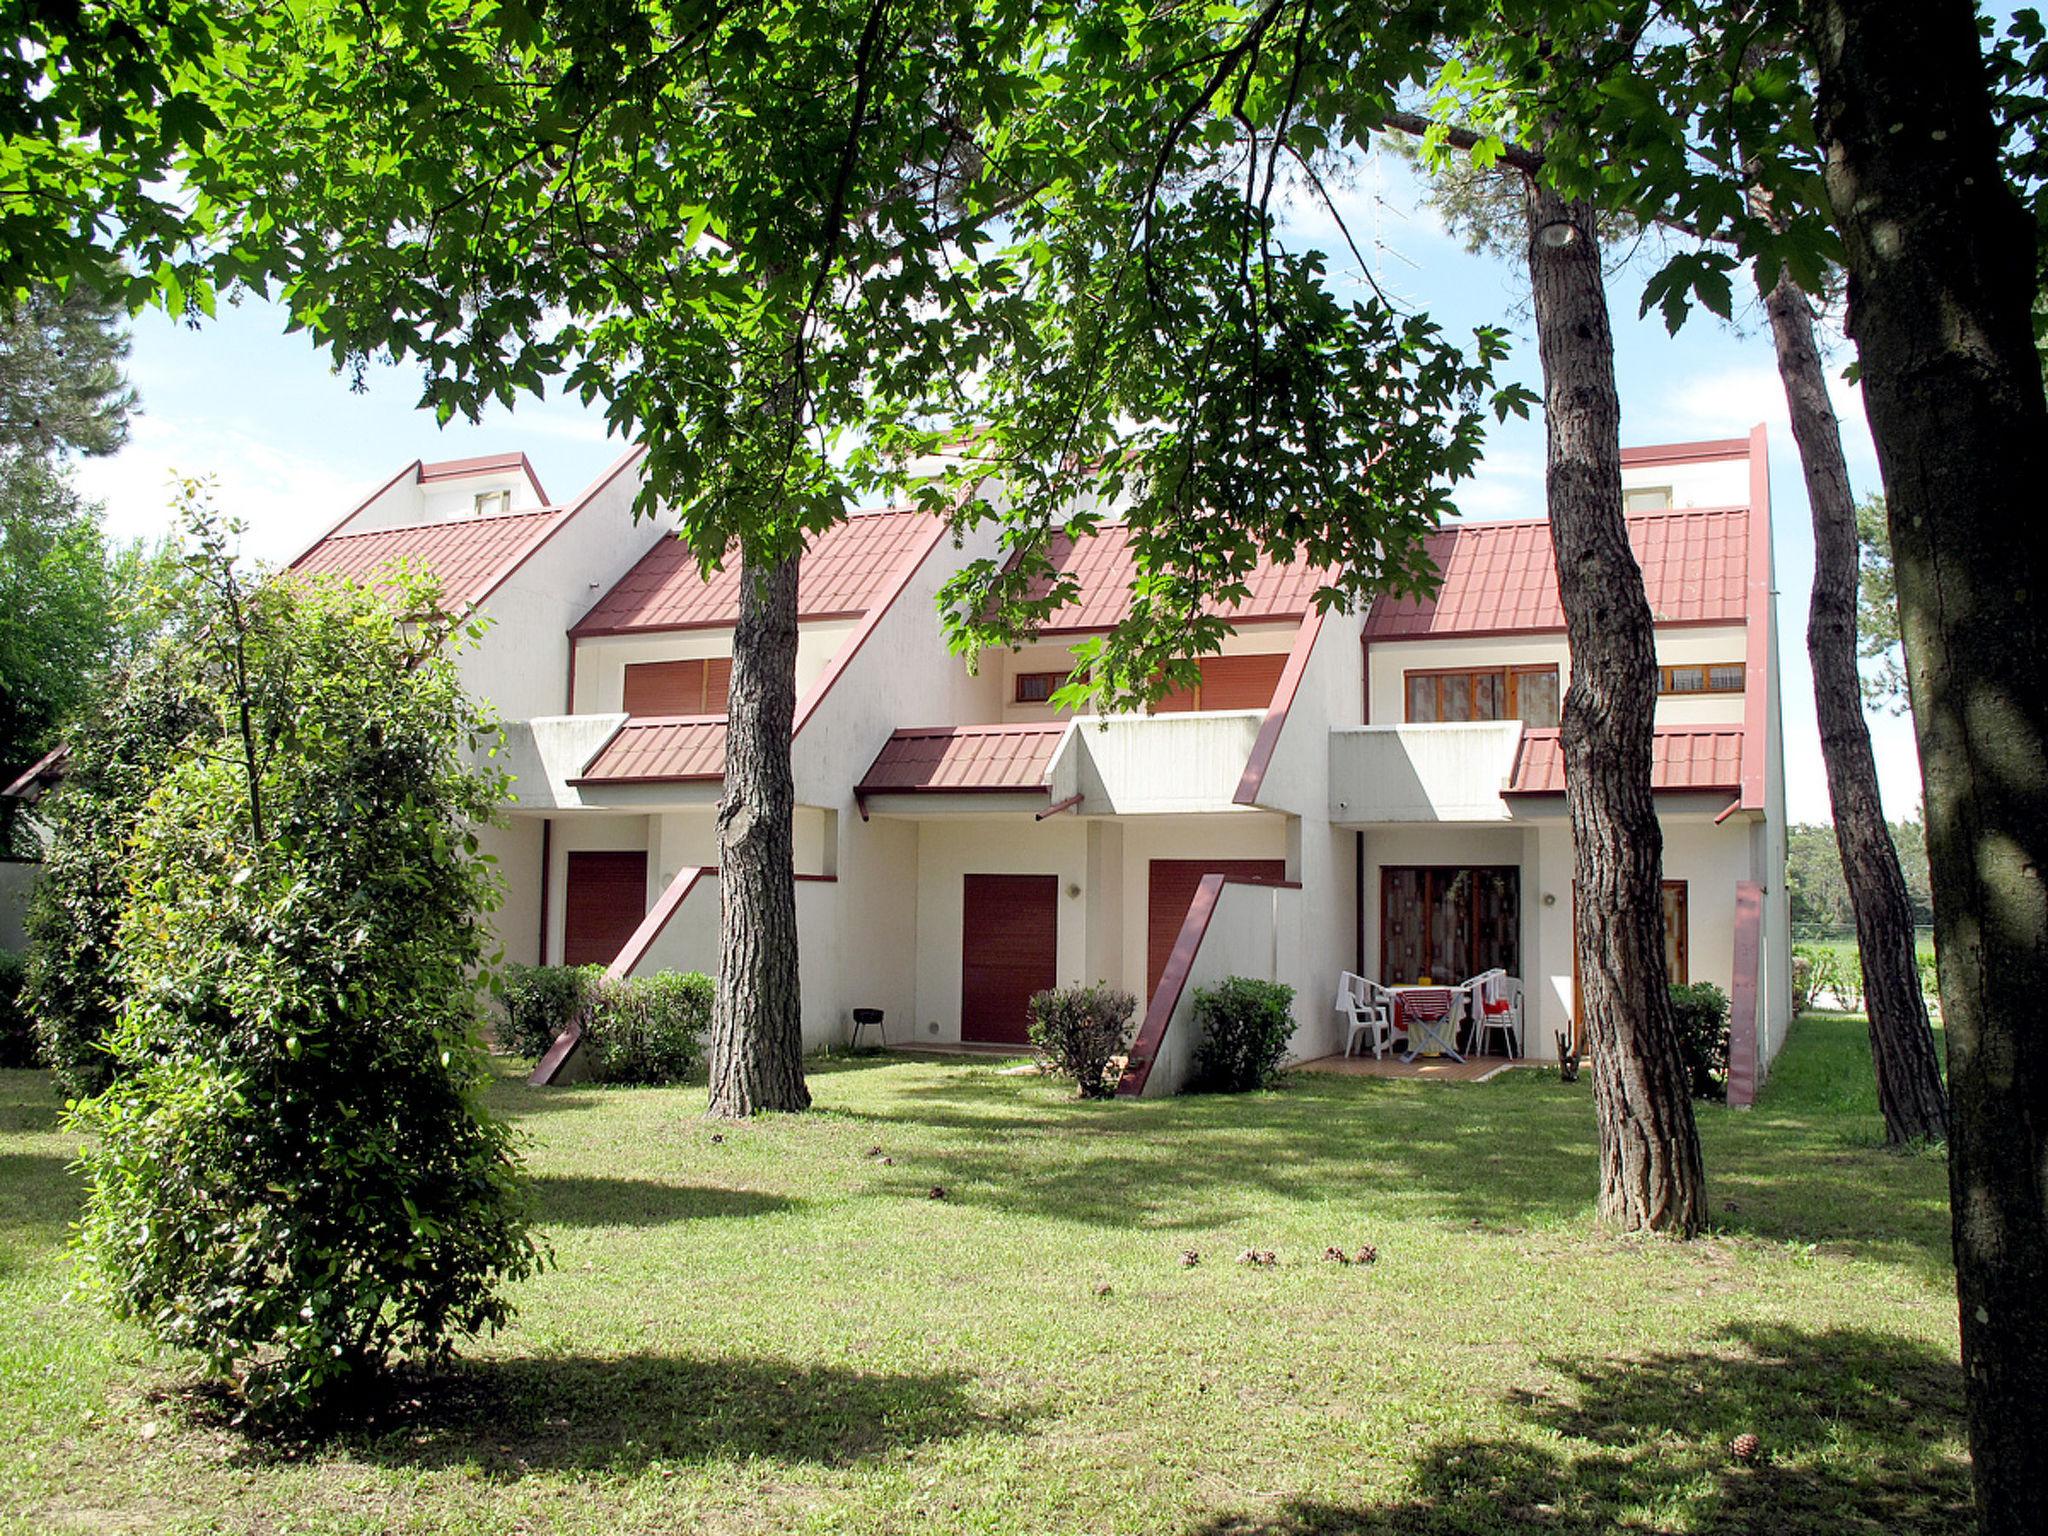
268,429,1792,1098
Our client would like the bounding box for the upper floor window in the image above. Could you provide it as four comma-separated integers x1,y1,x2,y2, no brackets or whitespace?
622,656,733,716
473,489,512,517
1624,485,1674,512
1659,662,1745,696
1405,665,1561,728
1013,670,1069,705
1152,653,1288,714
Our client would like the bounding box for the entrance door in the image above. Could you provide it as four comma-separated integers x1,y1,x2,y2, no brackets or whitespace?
1147,858,1290,996
961,874,1059,1044
562,851,649,967
1380,866,1520,984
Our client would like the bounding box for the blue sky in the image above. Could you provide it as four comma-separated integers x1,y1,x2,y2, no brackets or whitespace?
73,151,1915,827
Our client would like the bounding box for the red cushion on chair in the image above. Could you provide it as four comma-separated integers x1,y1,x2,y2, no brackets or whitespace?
1483,998,1513,1015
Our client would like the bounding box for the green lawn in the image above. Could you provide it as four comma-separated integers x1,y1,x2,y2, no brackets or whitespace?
0,1013,1967,1535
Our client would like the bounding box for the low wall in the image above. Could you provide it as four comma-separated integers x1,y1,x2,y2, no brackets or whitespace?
1119,876,1294,1098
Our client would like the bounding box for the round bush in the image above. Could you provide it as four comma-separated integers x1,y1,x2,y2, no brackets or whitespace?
1027,983,1137,1099
1189,976,1296,1092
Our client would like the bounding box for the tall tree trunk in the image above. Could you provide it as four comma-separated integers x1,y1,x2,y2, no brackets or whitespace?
1760,263,1948,1144
1803,3,2048,1530
1523,177,1706,1238
705,538,810,1117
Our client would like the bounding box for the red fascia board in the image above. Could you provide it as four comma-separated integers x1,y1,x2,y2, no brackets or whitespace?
1,742,68,799
566,771,724,787
1234,608,1326,806
475,443,649,615
572,607,867,640
1362,614,1745,644
852,782,1054,798
1619,437,1750,467
1026,613,1310,641
792,514,955,740
1739,423,1773,812
1117,873,1298,1097
284,457,423,567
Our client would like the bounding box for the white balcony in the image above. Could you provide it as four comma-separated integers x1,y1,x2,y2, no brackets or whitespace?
1327,721,1524,825
1047,711,1265,816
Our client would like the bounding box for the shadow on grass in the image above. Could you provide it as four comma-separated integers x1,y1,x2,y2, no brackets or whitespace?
1190,1322,1970,1536
0,1148,80,1216
529,1175,796,1228
278,1352,1018,1478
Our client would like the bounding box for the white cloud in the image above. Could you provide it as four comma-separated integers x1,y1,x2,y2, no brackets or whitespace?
1646,359,1872,463
73,414,374,568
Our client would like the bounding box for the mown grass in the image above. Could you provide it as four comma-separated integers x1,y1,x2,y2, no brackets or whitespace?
0,1013,1966,1535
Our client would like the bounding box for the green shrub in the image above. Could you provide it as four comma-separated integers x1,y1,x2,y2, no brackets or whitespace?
1668,981,1732,1101
70,516,545,1416
26,652,209,1099
500,963,602,1058
1916,948,1940,1000
1189,976,1297,1093
582,970,713,1086
1026,983,1137,1099
1793,944,1844,1013
0,950,33,1067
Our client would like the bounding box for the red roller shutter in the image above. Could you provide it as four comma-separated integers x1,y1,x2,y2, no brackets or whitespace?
1146,858,1287,996
1196,653,1287,710
563,851,649,967
960,874,1059,1044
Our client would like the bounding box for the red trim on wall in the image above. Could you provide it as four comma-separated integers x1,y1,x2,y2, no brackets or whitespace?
1114,873,1299,1097
284,458,422,568
1619,437,1750,467
1739,423,1773,811
1360,636,1371,723
1117,873,1229,1097
565,636,579,715
791,514,953,741
1728,879,1764,1107
1232,608,1327,806
476,443,649,614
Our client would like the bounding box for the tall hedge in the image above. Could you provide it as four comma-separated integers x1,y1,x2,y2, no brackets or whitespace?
68,506,545,1414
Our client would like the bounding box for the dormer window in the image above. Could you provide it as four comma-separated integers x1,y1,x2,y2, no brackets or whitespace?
473,489,512,517
1625,485,1674,512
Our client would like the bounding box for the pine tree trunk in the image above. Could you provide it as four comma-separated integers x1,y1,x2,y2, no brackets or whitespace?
1760,265,1948,1144
705,538,810,1117
1803,3,2048,1530
1523,177,1706,1238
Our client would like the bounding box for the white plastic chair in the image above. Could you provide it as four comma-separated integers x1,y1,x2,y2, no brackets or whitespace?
1467,970,1523,1058
1335,972,1395,1059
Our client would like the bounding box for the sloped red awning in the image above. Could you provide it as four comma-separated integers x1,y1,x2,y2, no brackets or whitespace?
570,718,729,786
1506,727,1745,796
856,723,1066,796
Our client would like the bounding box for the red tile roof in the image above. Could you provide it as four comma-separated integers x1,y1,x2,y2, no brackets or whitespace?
1363,508,1749,639
856,723,1066,796
289,509,567,609
572,509,936,636
570,718,729,786
1024,525,1330,634
1506,727,1745,795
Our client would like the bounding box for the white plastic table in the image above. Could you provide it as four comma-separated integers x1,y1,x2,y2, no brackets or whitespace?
1389,985,1466,1064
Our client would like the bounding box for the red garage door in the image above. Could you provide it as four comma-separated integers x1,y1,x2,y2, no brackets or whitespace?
1146,858,1288,996
961,874,1059,1044
563,851,649,968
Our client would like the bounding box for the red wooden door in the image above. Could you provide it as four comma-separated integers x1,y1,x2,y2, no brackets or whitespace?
562,851,649,967
960,874,1059,1044
1146,858,1288,996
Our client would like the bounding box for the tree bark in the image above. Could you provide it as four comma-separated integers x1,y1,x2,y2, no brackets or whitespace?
1760,262,1948,1144
1523,176,1706,1238
1802,3,2048,1530
705,537,810,1117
